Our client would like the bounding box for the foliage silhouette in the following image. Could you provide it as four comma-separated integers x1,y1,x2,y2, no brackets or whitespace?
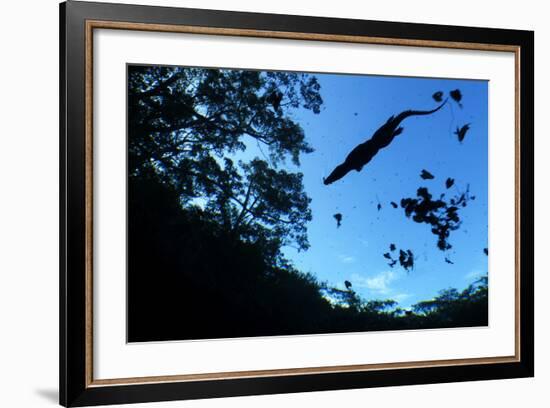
412,277,488,327
128,65,323,256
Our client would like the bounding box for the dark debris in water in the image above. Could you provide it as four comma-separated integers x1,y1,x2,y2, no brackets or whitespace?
450,89,463,107
420,169,435,180
454,123,471,143
432,91,444,102
383,245,414,271
399,249,414,271
333,213,342,228
400,185,473,251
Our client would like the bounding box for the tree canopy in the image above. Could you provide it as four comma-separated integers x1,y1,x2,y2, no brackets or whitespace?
128,65,323,256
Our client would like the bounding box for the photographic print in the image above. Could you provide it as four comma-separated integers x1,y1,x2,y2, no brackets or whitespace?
60,4,533,404
127,64,489,343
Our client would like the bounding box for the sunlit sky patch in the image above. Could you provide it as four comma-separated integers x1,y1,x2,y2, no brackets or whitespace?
236,72,488,308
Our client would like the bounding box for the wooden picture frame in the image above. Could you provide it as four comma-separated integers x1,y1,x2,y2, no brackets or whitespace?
60,1,534,406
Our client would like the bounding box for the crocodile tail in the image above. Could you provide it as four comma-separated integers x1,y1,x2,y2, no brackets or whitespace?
394,99,448,123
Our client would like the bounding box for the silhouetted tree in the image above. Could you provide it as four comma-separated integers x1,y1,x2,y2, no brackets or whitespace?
412,276,488,327
128,65,323,255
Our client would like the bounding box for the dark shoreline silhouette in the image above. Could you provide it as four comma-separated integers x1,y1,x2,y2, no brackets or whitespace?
128,177,488,342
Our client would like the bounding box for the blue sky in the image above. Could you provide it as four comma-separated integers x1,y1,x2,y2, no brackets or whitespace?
267,72,489,309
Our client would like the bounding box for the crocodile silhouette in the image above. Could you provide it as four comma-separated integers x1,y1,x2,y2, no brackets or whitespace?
323,100,447,185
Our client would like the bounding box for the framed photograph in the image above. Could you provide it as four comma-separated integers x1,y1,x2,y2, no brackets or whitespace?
60,1,534,406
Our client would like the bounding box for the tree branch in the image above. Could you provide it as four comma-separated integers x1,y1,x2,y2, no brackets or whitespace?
233,180,255,232
138,73,180,97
